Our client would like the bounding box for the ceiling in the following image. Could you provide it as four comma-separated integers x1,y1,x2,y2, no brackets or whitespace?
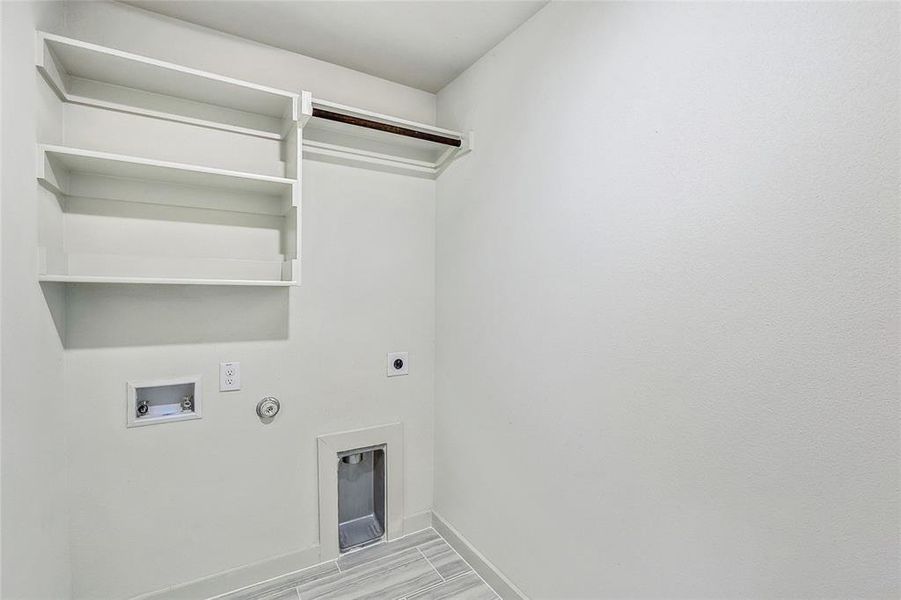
123,1,547,93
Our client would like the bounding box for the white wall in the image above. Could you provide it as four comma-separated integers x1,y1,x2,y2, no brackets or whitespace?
1,2,71,599
435,3,899,599
48,3,437,599
65,161,436,599
65,1,436,124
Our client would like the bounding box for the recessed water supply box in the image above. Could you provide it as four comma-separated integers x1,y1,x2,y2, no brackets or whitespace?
126,376,202,428
337,445,386,552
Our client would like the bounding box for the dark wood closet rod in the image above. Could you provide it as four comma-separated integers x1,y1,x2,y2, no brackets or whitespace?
312,108,462,147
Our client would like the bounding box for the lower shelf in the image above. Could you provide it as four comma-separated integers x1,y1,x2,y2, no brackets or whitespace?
38,252,298,287
38,274,294,286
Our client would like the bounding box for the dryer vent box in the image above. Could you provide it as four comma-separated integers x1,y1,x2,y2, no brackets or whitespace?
127,376,202,428
338,445,386,552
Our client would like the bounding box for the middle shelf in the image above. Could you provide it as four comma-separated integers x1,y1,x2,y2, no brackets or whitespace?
37,144,300,287
38,144,298,214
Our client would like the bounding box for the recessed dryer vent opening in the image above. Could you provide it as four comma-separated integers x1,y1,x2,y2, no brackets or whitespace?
317,423,402,560
338,445,386,553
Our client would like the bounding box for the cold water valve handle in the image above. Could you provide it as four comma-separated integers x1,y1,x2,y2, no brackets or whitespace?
256,396,280,419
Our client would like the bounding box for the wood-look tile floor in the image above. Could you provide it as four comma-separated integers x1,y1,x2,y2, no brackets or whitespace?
220,529,498,600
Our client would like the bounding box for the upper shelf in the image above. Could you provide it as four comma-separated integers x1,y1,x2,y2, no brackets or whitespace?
304,99,472,178
38,274,295,287
36,31,306,139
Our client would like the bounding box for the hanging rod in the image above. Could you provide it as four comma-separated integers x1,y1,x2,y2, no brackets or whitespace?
311,108,462,147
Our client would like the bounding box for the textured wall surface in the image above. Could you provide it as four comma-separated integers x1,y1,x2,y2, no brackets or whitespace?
435,3,899,598
1,2,71,599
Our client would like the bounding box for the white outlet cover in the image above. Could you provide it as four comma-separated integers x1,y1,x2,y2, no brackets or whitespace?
387,352,409,377
220,361,241,391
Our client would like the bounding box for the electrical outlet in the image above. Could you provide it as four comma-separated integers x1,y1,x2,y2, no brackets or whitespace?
387,352,408,377
219,361,241,391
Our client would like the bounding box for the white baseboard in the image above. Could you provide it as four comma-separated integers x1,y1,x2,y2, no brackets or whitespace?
130,545,321,600
404,509,433,533
432,511,529,600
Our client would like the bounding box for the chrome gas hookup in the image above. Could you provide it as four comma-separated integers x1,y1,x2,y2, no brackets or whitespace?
256,396,280,419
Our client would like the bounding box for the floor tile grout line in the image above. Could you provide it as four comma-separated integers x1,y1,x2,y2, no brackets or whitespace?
418,537,485,597
208,561,339,600
389,545,454,600
308,547,433,599
402,540,485,600
416,546,446,582
387,547,447,600
400,572,447,600
337,529,437,573
430,528,501,598
338,536,422,573
443,570,473,584
339,544,427,578
416,536,476,583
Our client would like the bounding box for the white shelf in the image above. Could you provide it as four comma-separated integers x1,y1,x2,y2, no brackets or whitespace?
38,275,294,287
36,147,301,287
34,33,310,295
304,98,472,178
36,31,305,139
37,253,297,287
315,99,464,140
38,144,298,211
